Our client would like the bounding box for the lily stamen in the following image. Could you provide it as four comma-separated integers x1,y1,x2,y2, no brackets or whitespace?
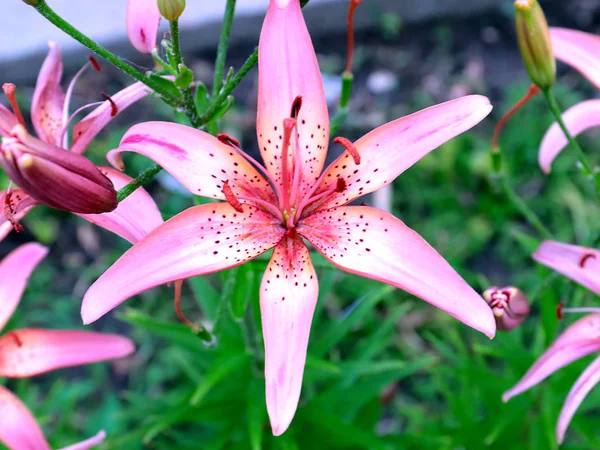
290,95,303,119
579,253,596,267
222,181,244,213
280,117,297,214
174,279,200,331
2,83,26,128
334,136,361,165
101,92,119,117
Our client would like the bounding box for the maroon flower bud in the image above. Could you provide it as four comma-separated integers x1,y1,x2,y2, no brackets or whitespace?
483,286,530,331
0,125,117,214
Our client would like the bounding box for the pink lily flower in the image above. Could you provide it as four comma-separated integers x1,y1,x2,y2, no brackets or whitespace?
126,0,161,54
0,243,135,450
82,0,495,435
539,27,600,173
0,42,163,242
503,240,600,443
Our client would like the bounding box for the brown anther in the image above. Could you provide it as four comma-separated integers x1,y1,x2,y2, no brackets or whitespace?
556,302,564,320
5,331,23,347
88,55,102,71
290,96,303,119
579,253,596,268
2,83,26,127
100,92,118,117
336,176,347,193
3,191,23,233
222,181,244,213
217,133,240,148
334,136,361,165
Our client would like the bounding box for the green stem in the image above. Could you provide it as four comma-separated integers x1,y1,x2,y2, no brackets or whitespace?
543,88,600,193
199,48,258,124
34,0,180,106
169,20,202,128
212,0,237,97
117,164,162,202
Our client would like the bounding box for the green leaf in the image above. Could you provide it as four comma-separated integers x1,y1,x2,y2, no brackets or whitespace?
230,264,256,320
188,276,220,322
175,64,194,88
190,354,250,405
146,74,183,101
195,82,211,115
247,378,266,450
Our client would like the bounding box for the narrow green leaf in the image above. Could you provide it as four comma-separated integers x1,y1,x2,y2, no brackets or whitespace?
190,354,250,405
247,378,266,450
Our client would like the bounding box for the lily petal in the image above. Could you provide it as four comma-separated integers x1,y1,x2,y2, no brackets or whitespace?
533,240,600,295
261,236,318,436
110,121,276,203
31,42,65,146
126,0,160,53
76,167,163,244
71,82,151,155
0,190,38,243
503,313,600,402
307,96,492,212
0,386,50,450
59,430,106,450
258,0,329,195
299,206,496,337
82,203,284,324
539,100,600,174
0,329,134,378
0,243,48,331
0,104,18,136
551,27,600,89
556,354,600,444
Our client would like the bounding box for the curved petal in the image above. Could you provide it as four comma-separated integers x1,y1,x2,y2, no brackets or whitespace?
0,329,134,378
0,104,18,136
0,386,50,450
31,42,65,146
126,0,160,53
110,121,276,204
556,354,600,444
76,167,163,244
298,206,496,338
0,190,38,243
551,27,600,89
0,243,48,331
59,430,106,450
82,203,285,324
539,100,600,174
533,240,600,296
71,82,151,155
258,0,329,196
503,313,600,402
260,236,318,436
305,96,493,212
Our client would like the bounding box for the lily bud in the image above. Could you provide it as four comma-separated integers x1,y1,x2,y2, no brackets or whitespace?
483,286,530,331
158,0,186,21
0,125,117,214
22,0,40,5
514,0,556,90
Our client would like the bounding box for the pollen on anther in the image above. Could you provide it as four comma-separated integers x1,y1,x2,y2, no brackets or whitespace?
334,136,361,165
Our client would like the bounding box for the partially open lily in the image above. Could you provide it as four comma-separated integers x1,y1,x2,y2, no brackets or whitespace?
82,0,495,435
0,243,135,450
127,0,161,53
539,28,600,173
0,42,163,242
503,240,600,444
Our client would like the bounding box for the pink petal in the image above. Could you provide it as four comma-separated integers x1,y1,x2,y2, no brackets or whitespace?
76,167,163,244
298,206,496,338
31,42,65,146
82,203,284,324
71,82,151,155
257,0,329,196
0,386,50,450
0,329,134,378
126,0,160,53
59,430,106,450
0,104,18,136
110,121,276,204
306,96,493,212
538,100,600,174
0,243,48,331
551,27,600,90
503,313,600,402
533,240,600,295
260,236,318,436
556,354,600,444
0,190,38,243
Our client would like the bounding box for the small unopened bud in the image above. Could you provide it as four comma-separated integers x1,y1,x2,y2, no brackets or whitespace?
514,0,556,90
0,126,117,214
158,0,186,21
22,0,40,6
483,286,530,331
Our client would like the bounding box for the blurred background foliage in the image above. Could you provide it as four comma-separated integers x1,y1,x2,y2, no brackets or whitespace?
2,1,600,449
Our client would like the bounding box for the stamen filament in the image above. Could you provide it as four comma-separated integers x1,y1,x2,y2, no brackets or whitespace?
2,83,26,128
295,182,339,219
237,195,284,223
174,279,200,331
345,0,363,75
492,84,539,152
62,61,92,147
59,101,104,149
280,118,297,213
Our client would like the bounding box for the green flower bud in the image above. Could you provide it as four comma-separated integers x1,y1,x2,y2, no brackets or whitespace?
22,0,40,5
515,0,556,90
158,0,186,21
